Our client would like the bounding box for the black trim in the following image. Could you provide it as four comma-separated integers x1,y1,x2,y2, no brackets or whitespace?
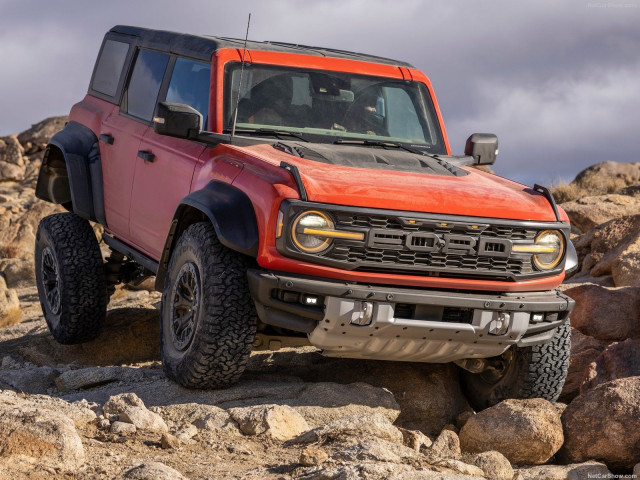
99,133,114,145
109,25,414,67
155,181,259,288
88,32,137,105
280,162,308,201
102,235,159,274
533,184,561,222
37,121,107,226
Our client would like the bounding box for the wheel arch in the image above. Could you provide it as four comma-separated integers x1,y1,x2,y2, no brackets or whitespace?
35,121,107,225
155,181,259,290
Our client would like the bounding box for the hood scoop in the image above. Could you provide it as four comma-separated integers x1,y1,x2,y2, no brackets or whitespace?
273,141,467,177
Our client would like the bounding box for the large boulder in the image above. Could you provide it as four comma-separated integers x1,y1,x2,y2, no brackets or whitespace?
561,376,640,469
561,328,607,401
0,404,85,470
580,339,640,393
562,195,640,233
124,462,187,480
468,451,513,480
564,284,640,342
0,136,26,182
17,116,67,151
459,398,564,465
572,161,640,192
293,412,403,445
573,215,640,286
518,462,611,480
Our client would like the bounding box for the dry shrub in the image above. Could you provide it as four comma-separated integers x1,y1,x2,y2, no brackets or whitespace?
551,182,583,204
0,306,22,329
0,242,22,259
551,176,630,204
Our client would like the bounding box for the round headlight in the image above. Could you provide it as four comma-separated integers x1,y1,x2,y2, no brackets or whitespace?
291,210,334,253
533,230,565,270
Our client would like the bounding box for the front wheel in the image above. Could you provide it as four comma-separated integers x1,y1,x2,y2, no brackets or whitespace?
460,322,570,410
160,222,257,389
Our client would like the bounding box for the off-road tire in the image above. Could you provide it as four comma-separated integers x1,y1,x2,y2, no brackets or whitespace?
460,321,570,410
160,222,257,389
35,213,107,344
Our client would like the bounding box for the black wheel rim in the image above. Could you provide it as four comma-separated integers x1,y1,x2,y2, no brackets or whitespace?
170,262,201,351
41,246,61,315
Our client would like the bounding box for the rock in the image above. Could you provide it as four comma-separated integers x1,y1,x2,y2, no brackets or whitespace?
111,421,136,435
119,406,168,433
612,250,640,287
518,461,611,479
561,377,640,469
429,458,484,477
0,161,24,181
572,161,640,192
573,214,640,285
124,462,187,480
459,398,563,465
0,136,24,166
634,463,640,476
562,195,640,233
229,404,309,441
174,423,198,442
0,200,62,260
468,451,513,480
300,445,329,466
56,366,143,392
564,284,640,341
580,339,640,392
160,433,180,449
102,393,147,417
429,429,461,459
17,116,67,148
249,350,468,437
0,404,85,470
454,411,475,430
0,362,58,394
0,390,96,426
0,258,35,288
0,275,20,328
333,437,419,464
561,328,607,401
398,427,432,451
293,412,403,445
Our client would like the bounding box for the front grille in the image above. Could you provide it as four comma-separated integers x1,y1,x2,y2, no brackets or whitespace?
328,213,541,279
278,202,568,281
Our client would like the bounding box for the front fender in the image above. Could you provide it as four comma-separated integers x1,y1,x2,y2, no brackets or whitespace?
155,181,259,289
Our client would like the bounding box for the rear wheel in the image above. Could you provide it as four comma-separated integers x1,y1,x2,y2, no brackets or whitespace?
160,222,257,389
460,322,570,410
35,213,107,344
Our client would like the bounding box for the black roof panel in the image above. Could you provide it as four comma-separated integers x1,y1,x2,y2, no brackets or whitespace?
109,25,414,67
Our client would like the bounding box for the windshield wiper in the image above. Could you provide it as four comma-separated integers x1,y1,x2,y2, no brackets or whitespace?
333,138,427,156
230,128,309,142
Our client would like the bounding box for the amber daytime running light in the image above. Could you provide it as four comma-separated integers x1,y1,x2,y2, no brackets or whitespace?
289,210,364,253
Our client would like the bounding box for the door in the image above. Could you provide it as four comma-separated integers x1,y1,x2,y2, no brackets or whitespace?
101,48,170,244
128,57,212,258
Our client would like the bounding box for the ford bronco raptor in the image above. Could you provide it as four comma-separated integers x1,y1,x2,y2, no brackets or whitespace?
34,26,576,409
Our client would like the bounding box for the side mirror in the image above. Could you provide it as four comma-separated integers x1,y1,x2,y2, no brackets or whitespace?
153,102,202,139
464,133,498,165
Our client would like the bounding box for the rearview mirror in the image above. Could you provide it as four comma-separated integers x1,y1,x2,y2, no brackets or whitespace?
153,102,202,139
464,133,498,165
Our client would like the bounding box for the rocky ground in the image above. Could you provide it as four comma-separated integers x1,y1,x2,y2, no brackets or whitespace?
1,119,640,479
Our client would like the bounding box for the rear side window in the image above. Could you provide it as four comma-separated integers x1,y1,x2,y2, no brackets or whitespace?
124,49,169,122
92,40,129,97
166,57,211,124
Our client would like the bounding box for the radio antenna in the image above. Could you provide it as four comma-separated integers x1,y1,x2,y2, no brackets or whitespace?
231,13,251,138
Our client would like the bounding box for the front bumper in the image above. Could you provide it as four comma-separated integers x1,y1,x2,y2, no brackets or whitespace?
247,269,574,363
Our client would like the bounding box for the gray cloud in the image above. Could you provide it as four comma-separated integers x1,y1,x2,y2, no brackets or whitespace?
0,0,638,185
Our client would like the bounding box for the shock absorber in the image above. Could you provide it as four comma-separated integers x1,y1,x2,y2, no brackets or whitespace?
104,250,125,298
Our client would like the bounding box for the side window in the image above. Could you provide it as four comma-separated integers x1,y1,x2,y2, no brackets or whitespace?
166,57,211,124
92,40,130,97
124,49,169,122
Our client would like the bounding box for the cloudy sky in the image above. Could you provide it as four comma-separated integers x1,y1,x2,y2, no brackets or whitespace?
1,0,638,185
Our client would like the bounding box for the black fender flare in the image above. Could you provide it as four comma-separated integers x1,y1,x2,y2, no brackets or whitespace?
155,181,259,289
35,121,106,225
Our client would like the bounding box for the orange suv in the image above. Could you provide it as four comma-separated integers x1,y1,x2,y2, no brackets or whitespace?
34,26,576,409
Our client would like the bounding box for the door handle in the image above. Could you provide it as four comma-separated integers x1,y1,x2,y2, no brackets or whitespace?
99,133,114,145
137,150,155,163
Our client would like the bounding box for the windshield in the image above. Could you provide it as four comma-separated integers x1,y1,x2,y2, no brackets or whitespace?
224,63,447,153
